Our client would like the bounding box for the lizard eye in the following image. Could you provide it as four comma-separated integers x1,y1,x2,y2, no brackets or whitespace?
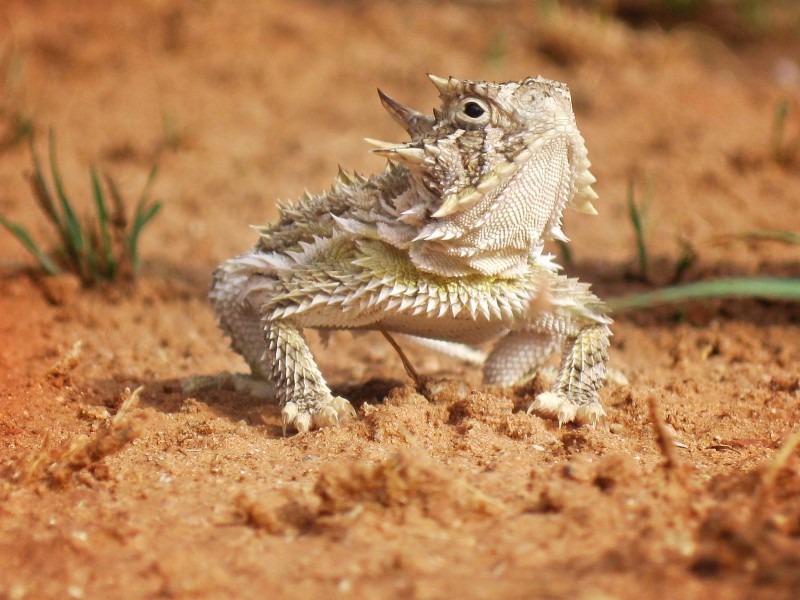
455,98,490,128
463,102,485,118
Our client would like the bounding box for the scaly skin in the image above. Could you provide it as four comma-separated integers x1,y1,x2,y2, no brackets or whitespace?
209,74,611,433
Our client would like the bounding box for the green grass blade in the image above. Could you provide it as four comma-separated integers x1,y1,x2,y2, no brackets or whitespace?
127,166,160,272
27,136,67,239
733,230,800,244
135,166,159,214
0,214,61,275
91,165,116,278
772,100,789,162
102,171,127,228
607,277,800,312
627,180,648,277
48,130,94,279
671,238,697,283
48,131,84,250
128,200,162,272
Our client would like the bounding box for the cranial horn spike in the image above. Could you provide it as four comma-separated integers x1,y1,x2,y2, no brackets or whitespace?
447,75,462,91
377,88,425,135
364,137,400,151
371,146,426,166
394,147,426,164
427,73,451,95
336,165,354,184
424,143,441,157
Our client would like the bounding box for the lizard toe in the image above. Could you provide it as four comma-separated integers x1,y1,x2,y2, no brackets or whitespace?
281,402,300,436
312,396,356,429
312,405,341,429
575,403,608,429
330,396,357,421
294,411,312,434
527,391,564,418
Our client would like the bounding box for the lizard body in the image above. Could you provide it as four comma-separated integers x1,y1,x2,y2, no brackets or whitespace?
210,75,611,433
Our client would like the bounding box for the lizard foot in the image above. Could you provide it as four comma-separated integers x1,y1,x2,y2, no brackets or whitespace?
281,395,357,435
528,391,607,428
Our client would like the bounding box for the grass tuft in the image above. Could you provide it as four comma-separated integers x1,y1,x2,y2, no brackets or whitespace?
0,130,162,284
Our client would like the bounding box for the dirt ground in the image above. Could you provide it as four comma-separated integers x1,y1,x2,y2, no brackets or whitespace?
1,1,800,598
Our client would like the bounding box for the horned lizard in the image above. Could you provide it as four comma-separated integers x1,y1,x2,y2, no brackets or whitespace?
209,74,611,434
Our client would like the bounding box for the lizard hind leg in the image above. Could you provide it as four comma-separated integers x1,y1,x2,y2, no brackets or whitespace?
482,331,560,387
185,259,277,398
209,256,276,380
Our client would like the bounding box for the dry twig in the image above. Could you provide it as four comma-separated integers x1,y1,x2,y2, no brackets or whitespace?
648,394,683,478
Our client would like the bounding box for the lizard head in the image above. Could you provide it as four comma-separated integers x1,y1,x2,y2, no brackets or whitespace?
368,75,598,221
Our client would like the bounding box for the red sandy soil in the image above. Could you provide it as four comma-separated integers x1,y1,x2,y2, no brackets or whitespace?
1,1,800,598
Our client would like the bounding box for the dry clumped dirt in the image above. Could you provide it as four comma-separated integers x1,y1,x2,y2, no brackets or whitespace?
1,1,800,598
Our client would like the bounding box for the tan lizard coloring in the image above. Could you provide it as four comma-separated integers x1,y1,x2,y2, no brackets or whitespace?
209,74,611,433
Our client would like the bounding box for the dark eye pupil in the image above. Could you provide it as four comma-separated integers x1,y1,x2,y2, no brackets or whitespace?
464,102,485,118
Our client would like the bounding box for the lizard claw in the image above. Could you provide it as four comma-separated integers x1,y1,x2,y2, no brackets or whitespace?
294,411,312,434
313,405,340,429
528,391,577,426
329,395,357,421
282,396,356,434
311,396,357,429
528,391,605,428
576,403,608,429
281,402,300,436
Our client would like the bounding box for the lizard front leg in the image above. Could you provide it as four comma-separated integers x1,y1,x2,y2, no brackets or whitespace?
483,318,610,427
528,321,610,427
521,273,611,427
263,317,356,434
481,272,611,427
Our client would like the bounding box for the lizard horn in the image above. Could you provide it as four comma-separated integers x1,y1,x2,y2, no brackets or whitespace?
364,138,427,165
377,89,434,136
427,73,451,96
364,137,399,151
